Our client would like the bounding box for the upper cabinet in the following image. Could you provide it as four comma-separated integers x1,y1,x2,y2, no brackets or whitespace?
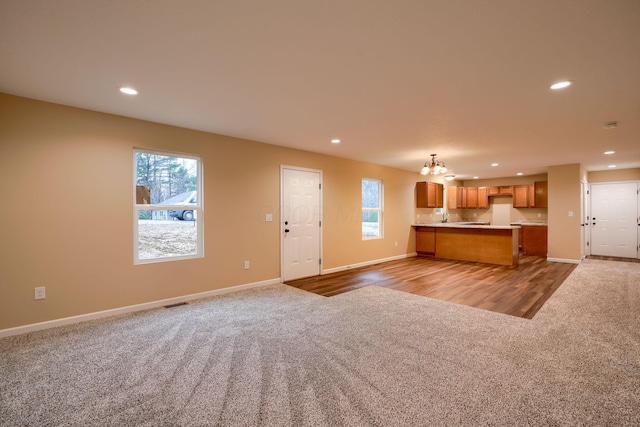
488,185,513,196
513,181,548,208
534,181,548,208
447,186,488,209
416,181,444,208
513,185,529,208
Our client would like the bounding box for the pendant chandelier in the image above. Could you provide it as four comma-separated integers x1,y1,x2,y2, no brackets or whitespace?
420,154,448,175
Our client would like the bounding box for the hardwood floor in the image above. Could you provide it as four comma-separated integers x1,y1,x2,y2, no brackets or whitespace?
285,255,578,319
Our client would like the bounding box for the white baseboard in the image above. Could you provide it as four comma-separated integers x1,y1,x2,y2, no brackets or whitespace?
322,253,417,275
547,257,582,264
0,278,280,339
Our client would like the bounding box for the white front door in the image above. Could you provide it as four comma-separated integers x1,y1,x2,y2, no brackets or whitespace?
590,182,638,258
281,167,321,281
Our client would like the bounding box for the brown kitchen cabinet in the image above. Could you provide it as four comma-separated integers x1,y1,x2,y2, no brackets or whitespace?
513,181,548,208
447,186,488,209
534,181,548,208
488,186,513,196
499,185,513,195
513,185,530,208
447,186,466,209
416,182,444,208
465,187,479,209
528,184,536,207
415,227,436,254
521,225,548,256
477,187,489,209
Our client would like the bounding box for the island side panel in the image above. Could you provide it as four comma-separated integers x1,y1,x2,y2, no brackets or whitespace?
435,228,519,266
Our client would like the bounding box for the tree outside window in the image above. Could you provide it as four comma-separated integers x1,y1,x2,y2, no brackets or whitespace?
362,178,383,239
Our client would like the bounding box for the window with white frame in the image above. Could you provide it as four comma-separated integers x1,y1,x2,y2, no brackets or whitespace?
134,149,203,263
362,178,383,239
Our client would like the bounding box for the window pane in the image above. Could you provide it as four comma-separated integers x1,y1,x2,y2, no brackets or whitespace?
137,210,198,260
362,179,380,208
362,210,380,238
136,152,198,205
362,178,382,239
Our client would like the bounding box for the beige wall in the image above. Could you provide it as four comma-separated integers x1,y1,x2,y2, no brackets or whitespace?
588,168,640,182
0,94,418,330
547,164,582,261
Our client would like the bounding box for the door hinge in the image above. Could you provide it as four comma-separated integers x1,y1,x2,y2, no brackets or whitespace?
319,258,322,265
319,183,322,190
319,220,322,227
587,241,590,246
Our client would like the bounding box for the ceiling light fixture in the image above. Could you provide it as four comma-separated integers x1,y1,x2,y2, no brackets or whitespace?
550,80,573,90
330,139,341,144
473,176,479,179
444,175,455,181
420,154,448,176
516,172,523,176
608,165,617,168
604,151,615,155
491,163,499,167
119,87,138,95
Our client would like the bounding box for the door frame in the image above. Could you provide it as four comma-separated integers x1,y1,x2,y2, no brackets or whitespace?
280,165,323,281
581,179,590,259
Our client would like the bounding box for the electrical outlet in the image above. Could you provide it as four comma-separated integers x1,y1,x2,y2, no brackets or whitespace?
34,286,46,300
244,260,250,269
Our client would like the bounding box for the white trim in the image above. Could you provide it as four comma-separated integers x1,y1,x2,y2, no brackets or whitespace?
547,257,581,264
322,253,417,275
0,278,279,339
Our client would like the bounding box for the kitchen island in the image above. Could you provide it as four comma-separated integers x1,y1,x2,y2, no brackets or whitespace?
413,223,520,266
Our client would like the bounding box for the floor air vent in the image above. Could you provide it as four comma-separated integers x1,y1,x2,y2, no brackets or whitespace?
164,301,188,309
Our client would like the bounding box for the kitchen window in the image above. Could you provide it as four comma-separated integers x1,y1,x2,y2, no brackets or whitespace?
362,178,383,239
133,149,203,263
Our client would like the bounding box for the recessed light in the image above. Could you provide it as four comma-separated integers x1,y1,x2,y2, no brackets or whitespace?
516,172,524,176
550,80,573,90
604,151,615,155
330,139,341,144
473,176,479,179
119,87,138,95
491,163,499,167
608,165,617,168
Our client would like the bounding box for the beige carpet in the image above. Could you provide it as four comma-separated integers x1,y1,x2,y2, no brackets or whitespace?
1,259,639,426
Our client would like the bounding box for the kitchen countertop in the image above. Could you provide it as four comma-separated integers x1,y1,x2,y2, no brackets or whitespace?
413,223,520,230
510,221,548,226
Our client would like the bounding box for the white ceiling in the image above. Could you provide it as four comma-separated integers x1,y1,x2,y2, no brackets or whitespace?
1,0,639,179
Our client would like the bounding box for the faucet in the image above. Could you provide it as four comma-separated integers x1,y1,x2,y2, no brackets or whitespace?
442,211,448,223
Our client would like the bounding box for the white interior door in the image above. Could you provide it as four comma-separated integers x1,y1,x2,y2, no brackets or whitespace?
281,167,321,281
590,182,638,258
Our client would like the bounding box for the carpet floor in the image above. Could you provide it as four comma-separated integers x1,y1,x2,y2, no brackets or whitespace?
1,259,639,426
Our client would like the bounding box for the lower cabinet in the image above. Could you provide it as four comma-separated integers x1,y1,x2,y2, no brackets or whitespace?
521,225,548,256
416,227,436,254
